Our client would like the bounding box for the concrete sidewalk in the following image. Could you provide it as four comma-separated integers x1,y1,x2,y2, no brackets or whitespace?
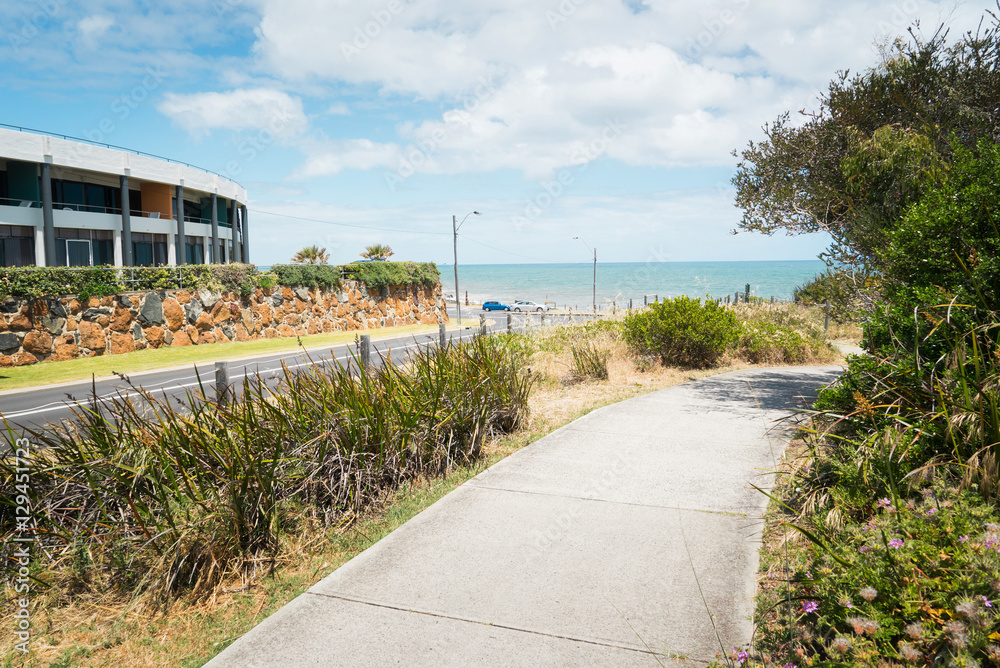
207,365,843,667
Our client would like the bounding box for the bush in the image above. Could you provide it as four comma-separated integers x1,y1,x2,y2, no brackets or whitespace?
622,296,739,368
269,264,342,289
341,261,440,292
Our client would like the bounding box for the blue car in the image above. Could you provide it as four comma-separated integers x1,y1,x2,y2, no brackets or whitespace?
482,300,511,311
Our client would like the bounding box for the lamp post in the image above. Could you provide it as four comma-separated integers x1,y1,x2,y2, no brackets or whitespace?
573,236,596,312
453,211,482,325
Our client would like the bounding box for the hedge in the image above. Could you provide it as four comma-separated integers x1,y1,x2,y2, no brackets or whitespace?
0,261,441,301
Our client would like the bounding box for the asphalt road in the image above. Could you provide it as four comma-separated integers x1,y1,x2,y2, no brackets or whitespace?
0,307,609,441
0,326,472,438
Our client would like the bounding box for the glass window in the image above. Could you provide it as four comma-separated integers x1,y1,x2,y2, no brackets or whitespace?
134,242,153,267
67,239,90,267
59,182,86,210
93,239,113,265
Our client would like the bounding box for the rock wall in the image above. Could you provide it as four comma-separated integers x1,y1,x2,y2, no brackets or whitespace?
0,281,448,367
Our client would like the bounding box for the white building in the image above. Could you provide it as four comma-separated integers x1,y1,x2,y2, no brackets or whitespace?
0,125,248,268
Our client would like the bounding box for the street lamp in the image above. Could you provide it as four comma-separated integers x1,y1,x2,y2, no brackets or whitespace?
453,210,482,325
573,236,596,313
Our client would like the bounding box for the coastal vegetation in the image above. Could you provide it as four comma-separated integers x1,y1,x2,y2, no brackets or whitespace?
359,244,394,261
0,262,440,302
729,16,1000,667
0,301,844,666
289,246,329,265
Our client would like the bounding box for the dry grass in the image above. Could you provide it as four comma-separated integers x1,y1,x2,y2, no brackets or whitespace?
1,316,852,668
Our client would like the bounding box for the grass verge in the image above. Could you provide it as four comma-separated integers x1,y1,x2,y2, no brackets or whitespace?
0,324,441,391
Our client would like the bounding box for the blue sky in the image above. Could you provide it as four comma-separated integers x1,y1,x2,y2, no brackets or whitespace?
0,0,989,265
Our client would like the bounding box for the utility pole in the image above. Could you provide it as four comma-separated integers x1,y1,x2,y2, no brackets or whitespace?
452,211,482,326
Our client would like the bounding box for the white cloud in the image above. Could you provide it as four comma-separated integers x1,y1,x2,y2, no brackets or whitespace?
78,15,114,38
245,0,990,180
158,88,308,138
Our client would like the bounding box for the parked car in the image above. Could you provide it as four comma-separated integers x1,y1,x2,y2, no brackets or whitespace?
512,300,548,312
482,300,511,311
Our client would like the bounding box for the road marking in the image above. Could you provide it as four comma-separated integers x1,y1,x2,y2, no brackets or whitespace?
3,337,445,420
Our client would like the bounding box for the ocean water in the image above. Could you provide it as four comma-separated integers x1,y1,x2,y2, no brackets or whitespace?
439,261,827,309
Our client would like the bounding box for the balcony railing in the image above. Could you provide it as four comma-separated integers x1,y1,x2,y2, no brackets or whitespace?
0,122,244,188
1,198,234,227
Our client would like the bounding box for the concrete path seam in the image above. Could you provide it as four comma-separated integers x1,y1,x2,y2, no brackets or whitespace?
302,590,704,664
465,483,753,517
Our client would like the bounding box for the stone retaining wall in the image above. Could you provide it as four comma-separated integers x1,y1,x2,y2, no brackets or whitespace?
0,281,448,367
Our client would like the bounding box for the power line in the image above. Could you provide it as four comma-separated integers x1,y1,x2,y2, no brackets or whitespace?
458,234,547,262
248,207,548,262
247,208,449,236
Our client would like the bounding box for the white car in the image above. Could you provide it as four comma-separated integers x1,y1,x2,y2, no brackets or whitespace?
512,300,548,312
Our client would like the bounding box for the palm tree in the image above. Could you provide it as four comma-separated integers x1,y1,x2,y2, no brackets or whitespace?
360,244,394,261
291,245,330,264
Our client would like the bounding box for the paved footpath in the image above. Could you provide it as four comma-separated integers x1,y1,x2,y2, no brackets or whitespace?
207,365,843,667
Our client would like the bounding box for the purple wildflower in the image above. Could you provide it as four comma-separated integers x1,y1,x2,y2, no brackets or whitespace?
859,545,870,553
926,507,937,516
983,595,994,608
888,538,904,549
877,497,892,509
802,600,819,614
960,535,969,543
734,647,749,664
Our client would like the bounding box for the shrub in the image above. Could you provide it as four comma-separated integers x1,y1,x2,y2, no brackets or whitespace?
209,263,259,297
341,261,440,292
270,264,342,289
622,296,739,368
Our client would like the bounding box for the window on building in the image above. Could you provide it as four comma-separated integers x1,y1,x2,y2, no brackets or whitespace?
185,235,203,264
132,232,167,267
54,228,113,266
0,225,35,267
0,169,9,206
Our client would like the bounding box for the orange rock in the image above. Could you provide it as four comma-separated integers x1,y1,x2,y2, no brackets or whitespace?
78,320,106,351
175,290,191,305
162,298,184,331
109,307,132,332
49,342,79,362
198,331,217,345
31,301,49,318
322,321,334,333
195,312,214,331
264,328,277,339
285,314,300,327
386,317,396,327
0,319,6,332
294,298,307,313
144,326,165,348
100,296,113,307
216,329,231,343
22,330,52,355
306,320,318,335
65,317,78,331
10,352,37,366
108,332,135,355
9,314,32,331
277,324,295,337
171,329,193,347
348,290,357,306
235,324,250,342
282,286,293,301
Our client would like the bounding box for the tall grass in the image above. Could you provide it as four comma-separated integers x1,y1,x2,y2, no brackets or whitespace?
0,335,532,609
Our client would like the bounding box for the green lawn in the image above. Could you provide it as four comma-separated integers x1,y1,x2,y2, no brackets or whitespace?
0,323,446,391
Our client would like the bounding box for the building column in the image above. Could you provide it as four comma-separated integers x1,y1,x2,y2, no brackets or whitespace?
113,229,123,266
210,193,219,264
167,236,177,267
34,227,45,266
228,199,237,264
40,163,55,267
240,204,249,264
175,184,185,265
120,175,133,266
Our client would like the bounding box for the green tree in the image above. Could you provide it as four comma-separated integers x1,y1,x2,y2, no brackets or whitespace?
732,21,1000,272
360,244,394,261
291,245,330,264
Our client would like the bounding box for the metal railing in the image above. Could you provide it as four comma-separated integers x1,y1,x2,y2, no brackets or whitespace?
0,122,244,188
